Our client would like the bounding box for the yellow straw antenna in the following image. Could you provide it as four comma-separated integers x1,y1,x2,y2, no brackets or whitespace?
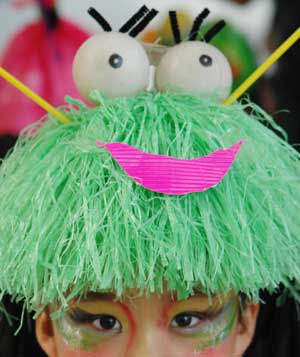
0,67,70,124
224,27,300,106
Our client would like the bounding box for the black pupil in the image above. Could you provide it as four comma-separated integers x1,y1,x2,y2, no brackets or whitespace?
109,54,123,69
199,54,213,67
99,315,116,329
175,314,192,327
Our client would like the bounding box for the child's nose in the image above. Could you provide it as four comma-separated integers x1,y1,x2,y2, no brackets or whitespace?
126,327,166,357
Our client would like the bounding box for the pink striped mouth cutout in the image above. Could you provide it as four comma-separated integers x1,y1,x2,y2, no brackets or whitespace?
96,140,243,195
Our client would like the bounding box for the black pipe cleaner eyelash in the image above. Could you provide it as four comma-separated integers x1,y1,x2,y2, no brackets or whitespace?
203,20,226,43
119,5,150,33
88,6,158,37
169,11,181,44
87,7,222,41
169,9,225,44
88,7,112,32
189,8,210,41
128,9,159,38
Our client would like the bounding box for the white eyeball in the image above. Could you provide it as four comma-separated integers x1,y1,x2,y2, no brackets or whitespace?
155,42,233,101
73,32,150,100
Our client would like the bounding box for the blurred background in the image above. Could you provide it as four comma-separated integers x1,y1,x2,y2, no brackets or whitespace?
0,0,300,356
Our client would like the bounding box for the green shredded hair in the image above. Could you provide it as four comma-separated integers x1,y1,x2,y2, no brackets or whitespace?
0,91,300,313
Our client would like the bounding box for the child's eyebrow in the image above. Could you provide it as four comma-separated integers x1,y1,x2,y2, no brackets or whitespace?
82,292,117,302
171,290,208,300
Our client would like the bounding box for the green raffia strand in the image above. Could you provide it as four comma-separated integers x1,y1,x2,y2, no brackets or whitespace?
0,301,19,328
0,91,300,314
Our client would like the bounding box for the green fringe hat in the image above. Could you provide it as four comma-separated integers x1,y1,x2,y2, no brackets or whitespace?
0,91,300,312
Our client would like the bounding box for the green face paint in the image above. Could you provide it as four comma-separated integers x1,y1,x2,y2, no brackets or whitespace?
56,307,124,352
57,314,106,351
192,299,238,351
168,295,238,351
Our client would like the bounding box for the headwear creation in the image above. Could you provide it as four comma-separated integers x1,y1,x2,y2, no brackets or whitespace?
0,6,300,316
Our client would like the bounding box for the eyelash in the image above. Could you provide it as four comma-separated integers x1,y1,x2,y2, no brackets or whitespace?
68,309,100,323
170,309,221,330
68,309,122,331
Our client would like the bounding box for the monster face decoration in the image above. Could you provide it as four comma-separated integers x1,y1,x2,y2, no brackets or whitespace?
73,7,240,195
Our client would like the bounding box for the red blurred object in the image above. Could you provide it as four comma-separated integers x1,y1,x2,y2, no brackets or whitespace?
12,0,55,8
0,3,90,135
12,0,38,8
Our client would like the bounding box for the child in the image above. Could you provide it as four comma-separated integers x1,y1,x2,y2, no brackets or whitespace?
0,6,299,356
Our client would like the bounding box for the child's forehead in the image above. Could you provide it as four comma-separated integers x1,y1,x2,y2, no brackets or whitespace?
70,290,235,309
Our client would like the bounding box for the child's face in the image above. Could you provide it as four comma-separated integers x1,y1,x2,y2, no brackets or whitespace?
36,291,259,357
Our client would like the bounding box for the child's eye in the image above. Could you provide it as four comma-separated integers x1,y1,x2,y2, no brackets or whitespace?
92,315,122,332
68,309,122,333
170,310,222,334
156,41,233,101
73,32,150,100
171,313,202,329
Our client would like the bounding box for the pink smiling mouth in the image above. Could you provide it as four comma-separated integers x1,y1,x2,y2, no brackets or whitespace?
96,141,243,195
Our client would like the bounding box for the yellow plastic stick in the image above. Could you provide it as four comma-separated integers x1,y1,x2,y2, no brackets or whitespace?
224,27,300,105
0,67,70,124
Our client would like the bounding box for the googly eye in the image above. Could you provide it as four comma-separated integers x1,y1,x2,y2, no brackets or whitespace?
199,54,213,67
155,42,233,101
73,32,150,100
109,54,124,69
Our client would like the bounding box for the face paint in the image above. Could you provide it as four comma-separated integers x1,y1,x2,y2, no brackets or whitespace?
54,293,240,356
193,299,238,351
56,301,130,352
167,297,238,353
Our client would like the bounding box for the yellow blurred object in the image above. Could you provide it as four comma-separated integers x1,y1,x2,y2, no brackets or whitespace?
143,10,192,45
143,31,159,44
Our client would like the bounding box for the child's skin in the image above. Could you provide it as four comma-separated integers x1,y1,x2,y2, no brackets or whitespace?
36,291,259,357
